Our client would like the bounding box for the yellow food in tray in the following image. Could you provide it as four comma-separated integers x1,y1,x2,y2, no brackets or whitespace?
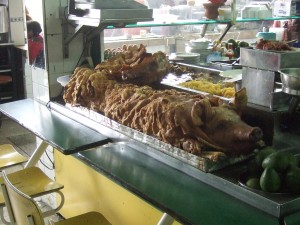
178,79,235,98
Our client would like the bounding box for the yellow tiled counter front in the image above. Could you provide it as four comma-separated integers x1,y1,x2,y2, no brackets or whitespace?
54,150,181,225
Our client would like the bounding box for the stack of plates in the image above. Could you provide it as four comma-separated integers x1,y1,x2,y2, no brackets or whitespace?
186,46,212,63
189,39,210,50
186,39,212,63
175,52,200,64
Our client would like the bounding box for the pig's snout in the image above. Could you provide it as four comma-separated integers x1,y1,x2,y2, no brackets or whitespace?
235,126,263,142
249,127,263,142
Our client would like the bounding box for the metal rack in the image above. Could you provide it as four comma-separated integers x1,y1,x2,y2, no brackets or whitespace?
0,43,15,103
63,0,153,59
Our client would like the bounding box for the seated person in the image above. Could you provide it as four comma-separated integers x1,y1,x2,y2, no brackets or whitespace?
27,21,44,68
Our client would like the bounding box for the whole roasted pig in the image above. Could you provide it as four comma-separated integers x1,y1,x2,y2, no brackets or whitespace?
64,66,263,159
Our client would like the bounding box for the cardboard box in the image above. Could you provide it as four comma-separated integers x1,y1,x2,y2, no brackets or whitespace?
273,0,300,16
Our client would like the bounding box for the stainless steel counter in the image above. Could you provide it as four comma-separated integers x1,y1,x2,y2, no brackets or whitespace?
49,101,300,220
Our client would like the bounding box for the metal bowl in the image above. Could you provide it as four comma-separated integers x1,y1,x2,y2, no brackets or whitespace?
279,68,300,95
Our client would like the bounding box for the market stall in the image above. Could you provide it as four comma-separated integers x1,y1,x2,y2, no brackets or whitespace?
2,0,300,224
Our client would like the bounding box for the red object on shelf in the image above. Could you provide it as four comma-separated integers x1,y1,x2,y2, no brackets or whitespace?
273,20,281,28
209,0,226,4
203,2,224,19
0,75,12,85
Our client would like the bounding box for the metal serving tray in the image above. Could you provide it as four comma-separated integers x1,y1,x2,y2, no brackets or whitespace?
212,149,300,219
68,0,153,27
51,102,249,173
161,63,233,102
210,59,242,70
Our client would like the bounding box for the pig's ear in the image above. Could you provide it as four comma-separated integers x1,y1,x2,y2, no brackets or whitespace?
191,101,203,126
201,98,214,121
191,99,213,126
229,87,248,113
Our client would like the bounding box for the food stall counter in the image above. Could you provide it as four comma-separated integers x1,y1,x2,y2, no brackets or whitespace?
0,99,110,167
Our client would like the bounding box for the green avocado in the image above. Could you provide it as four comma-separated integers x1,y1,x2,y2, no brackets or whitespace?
260,168,281,192
246,177,261,190
255,147,276,166
262,151,298,173
238,41,250,48
285,166,300,194
227,39,238,49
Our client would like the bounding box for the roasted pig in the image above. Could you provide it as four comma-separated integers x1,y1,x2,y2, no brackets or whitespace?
64,65,263,159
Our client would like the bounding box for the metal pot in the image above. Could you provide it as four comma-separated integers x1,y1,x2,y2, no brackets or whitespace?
278,68,300,129
0,5,9,43
279,68,300,96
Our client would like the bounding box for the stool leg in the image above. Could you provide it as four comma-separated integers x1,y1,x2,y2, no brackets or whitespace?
0,206,11,225
41,190,65,218
0,112,2,128
157,213,174,225
1,184,16,225
24,140,49,168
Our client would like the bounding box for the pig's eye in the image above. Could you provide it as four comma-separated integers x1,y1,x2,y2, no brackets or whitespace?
215,121,228,130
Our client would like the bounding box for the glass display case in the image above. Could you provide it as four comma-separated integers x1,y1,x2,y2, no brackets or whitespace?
64,0,300,66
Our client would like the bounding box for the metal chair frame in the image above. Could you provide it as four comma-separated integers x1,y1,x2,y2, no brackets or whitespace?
1,169,111,225
0,167,64,225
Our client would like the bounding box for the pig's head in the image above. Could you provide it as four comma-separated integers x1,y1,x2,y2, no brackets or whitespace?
193,88,263,155
203,105,263,155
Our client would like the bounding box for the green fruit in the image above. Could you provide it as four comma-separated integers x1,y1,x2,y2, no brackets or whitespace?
260,168,281,192
262,151,298,173
246,177,261,190
238,41,250,48
227,39,238,49
255,147,276,166
285,166,300,194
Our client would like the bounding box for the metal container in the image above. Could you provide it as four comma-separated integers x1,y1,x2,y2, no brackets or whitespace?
239,48,299,110
240,48,300,71
0,5,9,43
210,59,242,70
279,68,300,96
242,67,290,110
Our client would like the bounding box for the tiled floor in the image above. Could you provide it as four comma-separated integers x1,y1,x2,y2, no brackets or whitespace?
0,115,63,224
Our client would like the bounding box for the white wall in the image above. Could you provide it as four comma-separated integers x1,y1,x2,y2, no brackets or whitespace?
24,0,84,102
23,0,85,209
44,0,84,99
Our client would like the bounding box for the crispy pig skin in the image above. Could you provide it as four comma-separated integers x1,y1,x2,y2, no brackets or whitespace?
95,44,169,85
64,65,263,158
